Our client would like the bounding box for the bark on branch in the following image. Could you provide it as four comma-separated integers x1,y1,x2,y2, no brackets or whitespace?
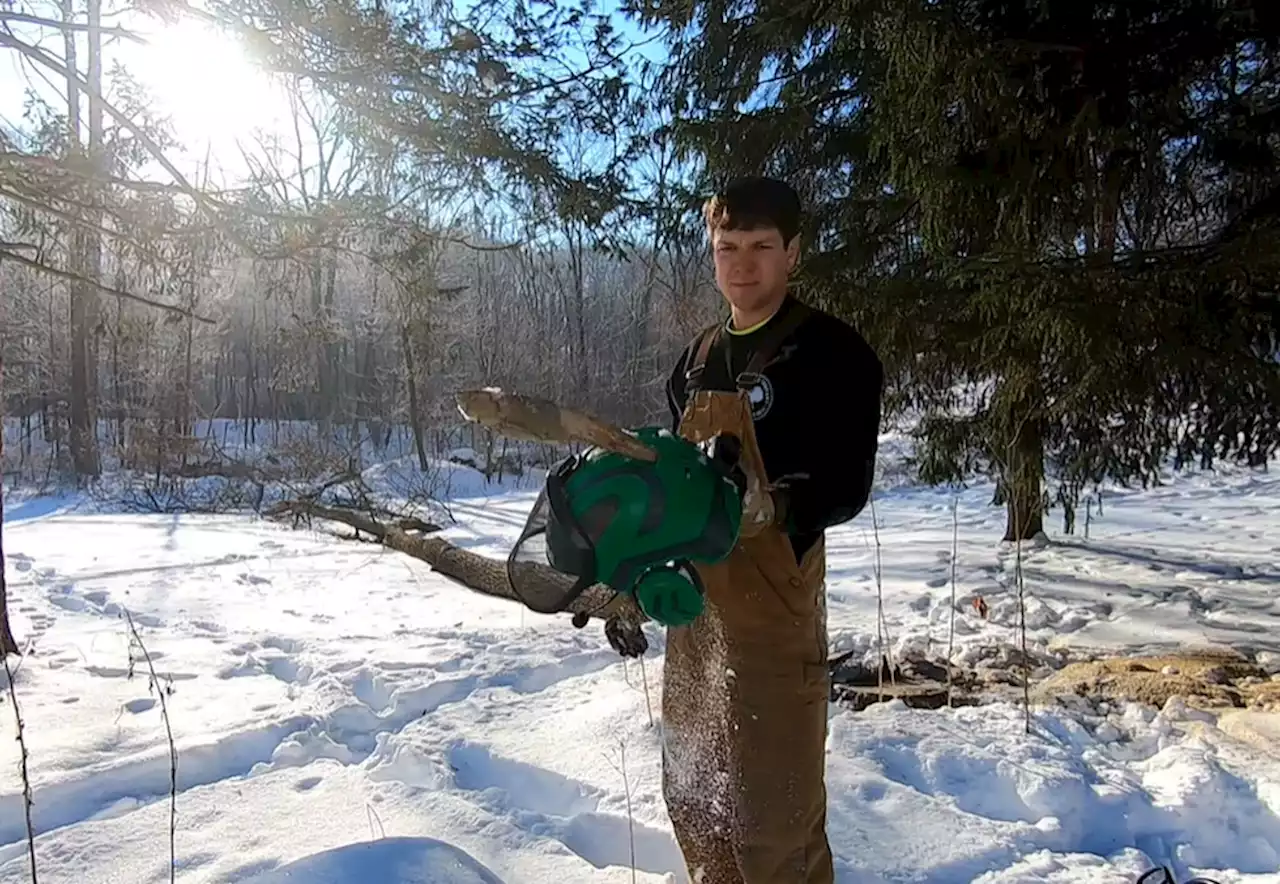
456,388,657,462
266,499,641,623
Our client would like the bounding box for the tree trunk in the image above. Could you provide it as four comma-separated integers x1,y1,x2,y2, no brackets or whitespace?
401,324,429,472
65,0,102,479
0,340,22,656
324,257,339,430
1002,416,1045,542
113,290,123,450
181,310,194,448
247,301,258,445
363,337,384,452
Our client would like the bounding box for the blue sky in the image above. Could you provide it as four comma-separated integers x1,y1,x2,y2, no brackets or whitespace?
0,0,672,191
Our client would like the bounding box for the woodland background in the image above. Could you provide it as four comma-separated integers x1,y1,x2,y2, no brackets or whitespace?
2,0,1278,544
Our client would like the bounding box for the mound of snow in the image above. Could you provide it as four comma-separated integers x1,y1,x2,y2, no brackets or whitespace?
245,836,506,883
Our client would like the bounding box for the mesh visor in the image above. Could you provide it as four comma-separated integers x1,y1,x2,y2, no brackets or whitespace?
504,457,599,614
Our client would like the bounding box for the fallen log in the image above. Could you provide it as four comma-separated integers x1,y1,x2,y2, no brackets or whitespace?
266,499,642,625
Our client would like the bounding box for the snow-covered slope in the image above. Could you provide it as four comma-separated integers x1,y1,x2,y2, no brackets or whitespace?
1,455,1279,883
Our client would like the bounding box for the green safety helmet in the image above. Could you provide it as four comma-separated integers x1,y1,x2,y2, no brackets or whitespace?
506,427,744,626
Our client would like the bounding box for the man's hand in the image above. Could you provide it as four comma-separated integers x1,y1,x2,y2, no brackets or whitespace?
584,593,649,658
605,616,648,657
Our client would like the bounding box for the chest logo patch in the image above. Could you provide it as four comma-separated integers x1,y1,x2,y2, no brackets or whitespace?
737,372,774,421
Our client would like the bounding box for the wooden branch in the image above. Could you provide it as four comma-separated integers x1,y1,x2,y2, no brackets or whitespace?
0,185,168,261
0,12,147,42
456,388,657,462
0,31,269,263
0,33,217,216
266,500,643,623
0,152,231,195
0,247,215,323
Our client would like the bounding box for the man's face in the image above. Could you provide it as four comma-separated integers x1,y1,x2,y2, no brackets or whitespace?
711,225,799,314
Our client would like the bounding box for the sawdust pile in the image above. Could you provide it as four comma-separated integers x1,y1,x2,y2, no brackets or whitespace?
1031,646,1280,711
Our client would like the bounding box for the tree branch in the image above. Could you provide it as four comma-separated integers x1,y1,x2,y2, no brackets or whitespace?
266,499,640,623
0,247,215,322
0,12,146,43
0,30,261,258
0,186,167,261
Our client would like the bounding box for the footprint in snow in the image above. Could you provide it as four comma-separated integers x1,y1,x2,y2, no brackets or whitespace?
48,593,89,614
294,775,323,792
237,573,272,586
123,698,157,714
86,664,197,682
447,743,687,878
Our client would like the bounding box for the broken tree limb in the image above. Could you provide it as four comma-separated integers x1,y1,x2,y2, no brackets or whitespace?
455,388,657,462
266,499,643,624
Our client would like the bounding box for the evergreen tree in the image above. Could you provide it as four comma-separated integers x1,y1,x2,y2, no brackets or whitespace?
627,0,1280,539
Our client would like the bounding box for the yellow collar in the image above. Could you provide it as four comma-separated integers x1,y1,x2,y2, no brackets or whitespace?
726,310,777,336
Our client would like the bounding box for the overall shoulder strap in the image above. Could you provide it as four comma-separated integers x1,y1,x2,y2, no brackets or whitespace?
740,300,813,377
684,322,723,387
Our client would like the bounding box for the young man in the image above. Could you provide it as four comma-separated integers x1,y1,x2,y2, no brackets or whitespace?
605,176,883,883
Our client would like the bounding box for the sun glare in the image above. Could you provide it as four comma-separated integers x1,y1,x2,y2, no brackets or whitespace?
127,18,292,167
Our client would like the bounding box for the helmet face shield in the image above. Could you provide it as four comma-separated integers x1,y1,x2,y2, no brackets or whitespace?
543,455,600,582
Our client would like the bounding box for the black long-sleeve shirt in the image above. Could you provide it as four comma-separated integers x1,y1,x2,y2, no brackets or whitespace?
666,294,883,561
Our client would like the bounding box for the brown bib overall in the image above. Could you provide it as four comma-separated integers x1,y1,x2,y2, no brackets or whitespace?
661,312,834,884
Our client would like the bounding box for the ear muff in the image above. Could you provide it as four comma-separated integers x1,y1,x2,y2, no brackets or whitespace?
632,563,704,627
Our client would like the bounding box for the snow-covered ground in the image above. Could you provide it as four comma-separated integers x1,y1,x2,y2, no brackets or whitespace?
2,439,1280,883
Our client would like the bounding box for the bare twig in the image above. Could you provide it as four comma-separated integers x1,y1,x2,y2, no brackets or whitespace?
947,495,959,708
986,432,1034,735
123,610,177,884
0,405,34,880
0,11,146,42
366,804,386,840
869,494,894,700
0,650,37,884
602,742,638,884
638,657,654,729
1008,458,1031,735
